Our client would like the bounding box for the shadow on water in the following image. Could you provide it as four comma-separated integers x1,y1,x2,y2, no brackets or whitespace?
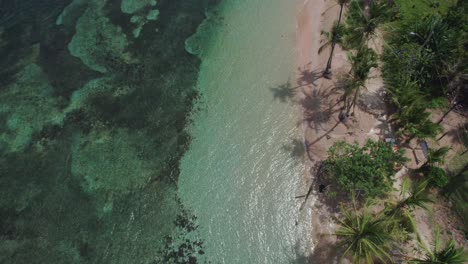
282,138,306,160
270,79,297,102
269,66,323,103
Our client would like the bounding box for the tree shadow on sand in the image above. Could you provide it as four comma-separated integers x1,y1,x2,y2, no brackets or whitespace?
300,87,342,133
297,65,322,88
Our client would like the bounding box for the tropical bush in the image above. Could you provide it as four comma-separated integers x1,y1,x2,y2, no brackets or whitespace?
419,166,448,188
323,140,407,198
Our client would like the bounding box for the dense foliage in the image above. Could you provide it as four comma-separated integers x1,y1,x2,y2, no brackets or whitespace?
382,0,467,139
323,140,407,198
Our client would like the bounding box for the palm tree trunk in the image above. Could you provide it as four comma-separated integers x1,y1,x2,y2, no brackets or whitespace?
337,3,344,25
436,131,449,141
436,103,457,125
347,88,359,115
323,44,336,78
323,4,344,79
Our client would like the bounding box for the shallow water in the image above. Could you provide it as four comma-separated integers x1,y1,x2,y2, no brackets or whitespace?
180,0,309,263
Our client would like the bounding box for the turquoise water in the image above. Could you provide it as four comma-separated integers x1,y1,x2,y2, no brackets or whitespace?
0,0,310,262
180,0,309,263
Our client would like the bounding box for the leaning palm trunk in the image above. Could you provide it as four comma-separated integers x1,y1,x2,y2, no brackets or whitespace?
346,87,359,115
323,3,345,78
323,44,337,78
436,102,457,124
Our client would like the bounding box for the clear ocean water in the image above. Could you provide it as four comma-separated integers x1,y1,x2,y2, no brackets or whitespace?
0,0,310,263
180,0,309,263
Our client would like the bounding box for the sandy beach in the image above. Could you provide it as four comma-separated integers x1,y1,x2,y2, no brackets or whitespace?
296,0,343,261
295,0,393,261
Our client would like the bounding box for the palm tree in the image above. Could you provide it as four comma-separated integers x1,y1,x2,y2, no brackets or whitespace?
386,79,442,140
321,0,351,78
344,0,390,49
423,147,450,168
385,179,433,235
387,179,433,214
345,46,378,114
394,105,442,141
320,23,346,78
336,204,396,263
386,78,426,109
408,229,467,263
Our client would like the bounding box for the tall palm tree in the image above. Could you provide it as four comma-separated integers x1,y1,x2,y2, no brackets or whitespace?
320,23,346,78
386,79,442,140
322,0,351,78
408,229,467,263
344,0,390,49
345,46,378,114
336,204,396,263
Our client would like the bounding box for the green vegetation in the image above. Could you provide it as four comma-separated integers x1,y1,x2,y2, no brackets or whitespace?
382,0,467,141
418,147,450,187
345,46,378,114
385,179,433,235
444,165,468,237
343,0,394,49
323,140,407,198
409,229,467,263
321,0,351,77
395,0,456,23
336,204,395,263
321,0,468,262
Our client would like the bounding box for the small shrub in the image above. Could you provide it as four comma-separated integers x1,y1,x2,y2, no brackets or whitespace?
422,165,449,188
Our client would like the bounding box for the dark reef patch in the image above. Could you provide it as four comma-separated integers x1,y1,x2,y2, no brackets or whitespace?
0,0,220,263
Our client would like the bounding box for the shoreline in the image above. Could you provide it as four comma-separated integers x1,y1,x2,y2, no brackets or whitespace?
295,0,393,261
295,0,342,261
